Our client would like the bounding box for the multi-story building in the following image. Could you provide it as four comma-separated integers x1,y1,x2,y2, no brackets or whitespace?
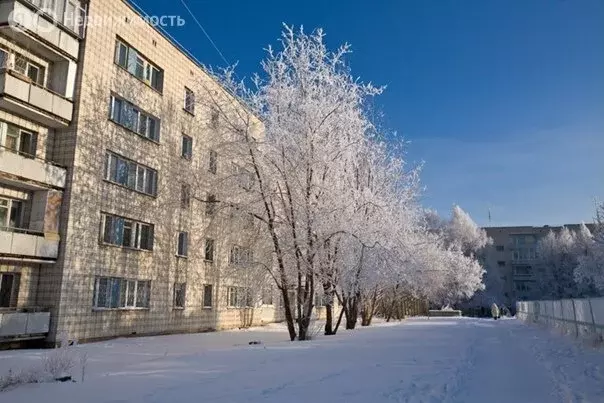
0,0,297,345
0,0,84,343
481,224,596,308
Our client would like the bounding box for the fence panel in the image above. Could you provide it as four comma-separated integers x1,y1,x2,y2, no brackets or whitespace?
516,298,604,343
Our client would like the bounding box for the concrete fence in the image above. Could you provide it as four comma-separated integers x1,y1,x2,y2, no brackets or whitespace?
516,298,604,343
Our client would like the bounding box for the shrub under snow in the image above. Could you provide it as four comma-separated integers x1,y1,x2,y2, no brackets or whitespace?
0,334,79,391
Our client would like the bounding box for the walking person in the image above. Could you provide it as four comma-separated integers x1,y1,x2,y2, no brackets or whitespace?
491,303,500,320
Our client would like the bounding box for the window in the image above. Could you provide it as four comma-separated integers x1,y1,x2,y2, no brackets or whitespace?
14,53,45,86
0,197,24,230
181,184,191,208
101,213,154,251
230,246,253,265
109,95,160,142
184,87,195,114
227,287,252,308
210,108,219,128
114,39,163,91
206,194,217,216
173,283,186,308
514,281,533,292
177,231,188,257
497,261,506,267
514,265,532,276
93,277,150,309
0,273,19,308
204,238,215,262
203,284,213,308
261,287,273,305
209,150,217,174
233,164,254,190
1,123,37,158
181,134,192,159
104,152,158,196
495,245,504,252
0,48,8,68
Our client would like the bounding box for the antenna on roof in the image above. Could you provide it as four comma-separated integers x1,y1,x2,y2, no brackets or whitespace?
488,207,492,224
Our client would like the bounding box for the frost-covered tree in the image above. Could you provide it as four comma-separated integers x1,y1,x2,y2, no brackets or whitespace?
445,205,491,257
192,25,489,340
419,206,488,306
537,227,581,299
575,213,604,293
194,26,393,340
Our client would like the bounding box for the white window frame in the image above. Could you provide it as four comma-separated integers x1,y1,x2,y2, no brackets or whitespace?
173,283,186,308
104,152,157,196
181,134,192,159
114,38,163,92
0,122,36,158
177,231,188,257
110,95,160,142
230,245,253,265
0,197,24,230
232,163,254,190
93,276,151,309
13,52,46,86
184,87,195,114
101,213,154,251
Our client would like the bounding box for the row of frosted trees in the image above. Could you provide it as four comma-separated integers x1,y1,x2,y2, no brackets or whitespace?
192,27,489,340
535,208,604,299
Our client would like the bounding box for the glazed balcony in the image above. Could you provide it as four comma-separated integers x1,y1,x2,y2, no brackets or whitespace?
0,308,50,341
0,228,59,261
0,145,66,189
0,69,73,127
0,0,84,60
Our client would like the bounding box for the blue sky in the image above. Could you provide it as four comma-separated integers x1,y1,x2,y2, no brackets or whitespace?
134,0,604,227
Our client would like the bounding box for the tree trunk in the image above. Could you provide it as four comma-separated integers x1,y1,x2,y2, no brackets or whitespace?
334,305,345,334
324,304,334,335
345,293,360,330
323,284,334,335
361,286,379,326
280,288,297,341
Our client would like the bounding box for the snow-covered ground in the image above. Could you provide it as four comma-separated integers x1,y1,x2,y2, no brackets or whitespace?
1,317,604,402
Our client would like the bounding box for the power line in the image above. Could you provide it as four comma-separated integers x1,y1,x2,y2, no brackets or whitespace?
179,0,231,66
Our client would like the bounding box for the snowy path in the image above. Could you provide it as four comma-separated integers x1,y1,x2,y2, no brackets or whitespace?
2,317,604,403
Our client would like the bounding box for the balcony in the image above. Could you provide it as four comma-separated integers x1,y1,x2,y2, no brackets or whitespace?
0,69,73,127
0,228,59,261
0,147,66,189
0,0,83,60
0,308,50,341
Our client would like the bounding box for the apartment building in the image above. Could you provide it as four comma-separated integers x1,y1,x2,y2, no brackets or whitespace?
0,0,296,345
480,224,596,308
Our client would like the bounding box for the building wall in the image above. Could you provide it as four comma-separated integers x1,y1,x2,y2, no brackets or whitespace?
481,224,596,308
1,0,331,344
0,263,39,308
48,0,278,342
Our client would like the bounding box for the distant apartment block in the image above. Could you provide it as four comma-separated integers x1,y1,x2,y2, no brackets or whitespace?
481,224,596,308
0,0,329,346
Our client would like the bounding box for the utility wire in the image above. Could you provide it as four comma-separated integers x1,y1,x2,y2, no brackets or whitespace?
179,0,231,66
